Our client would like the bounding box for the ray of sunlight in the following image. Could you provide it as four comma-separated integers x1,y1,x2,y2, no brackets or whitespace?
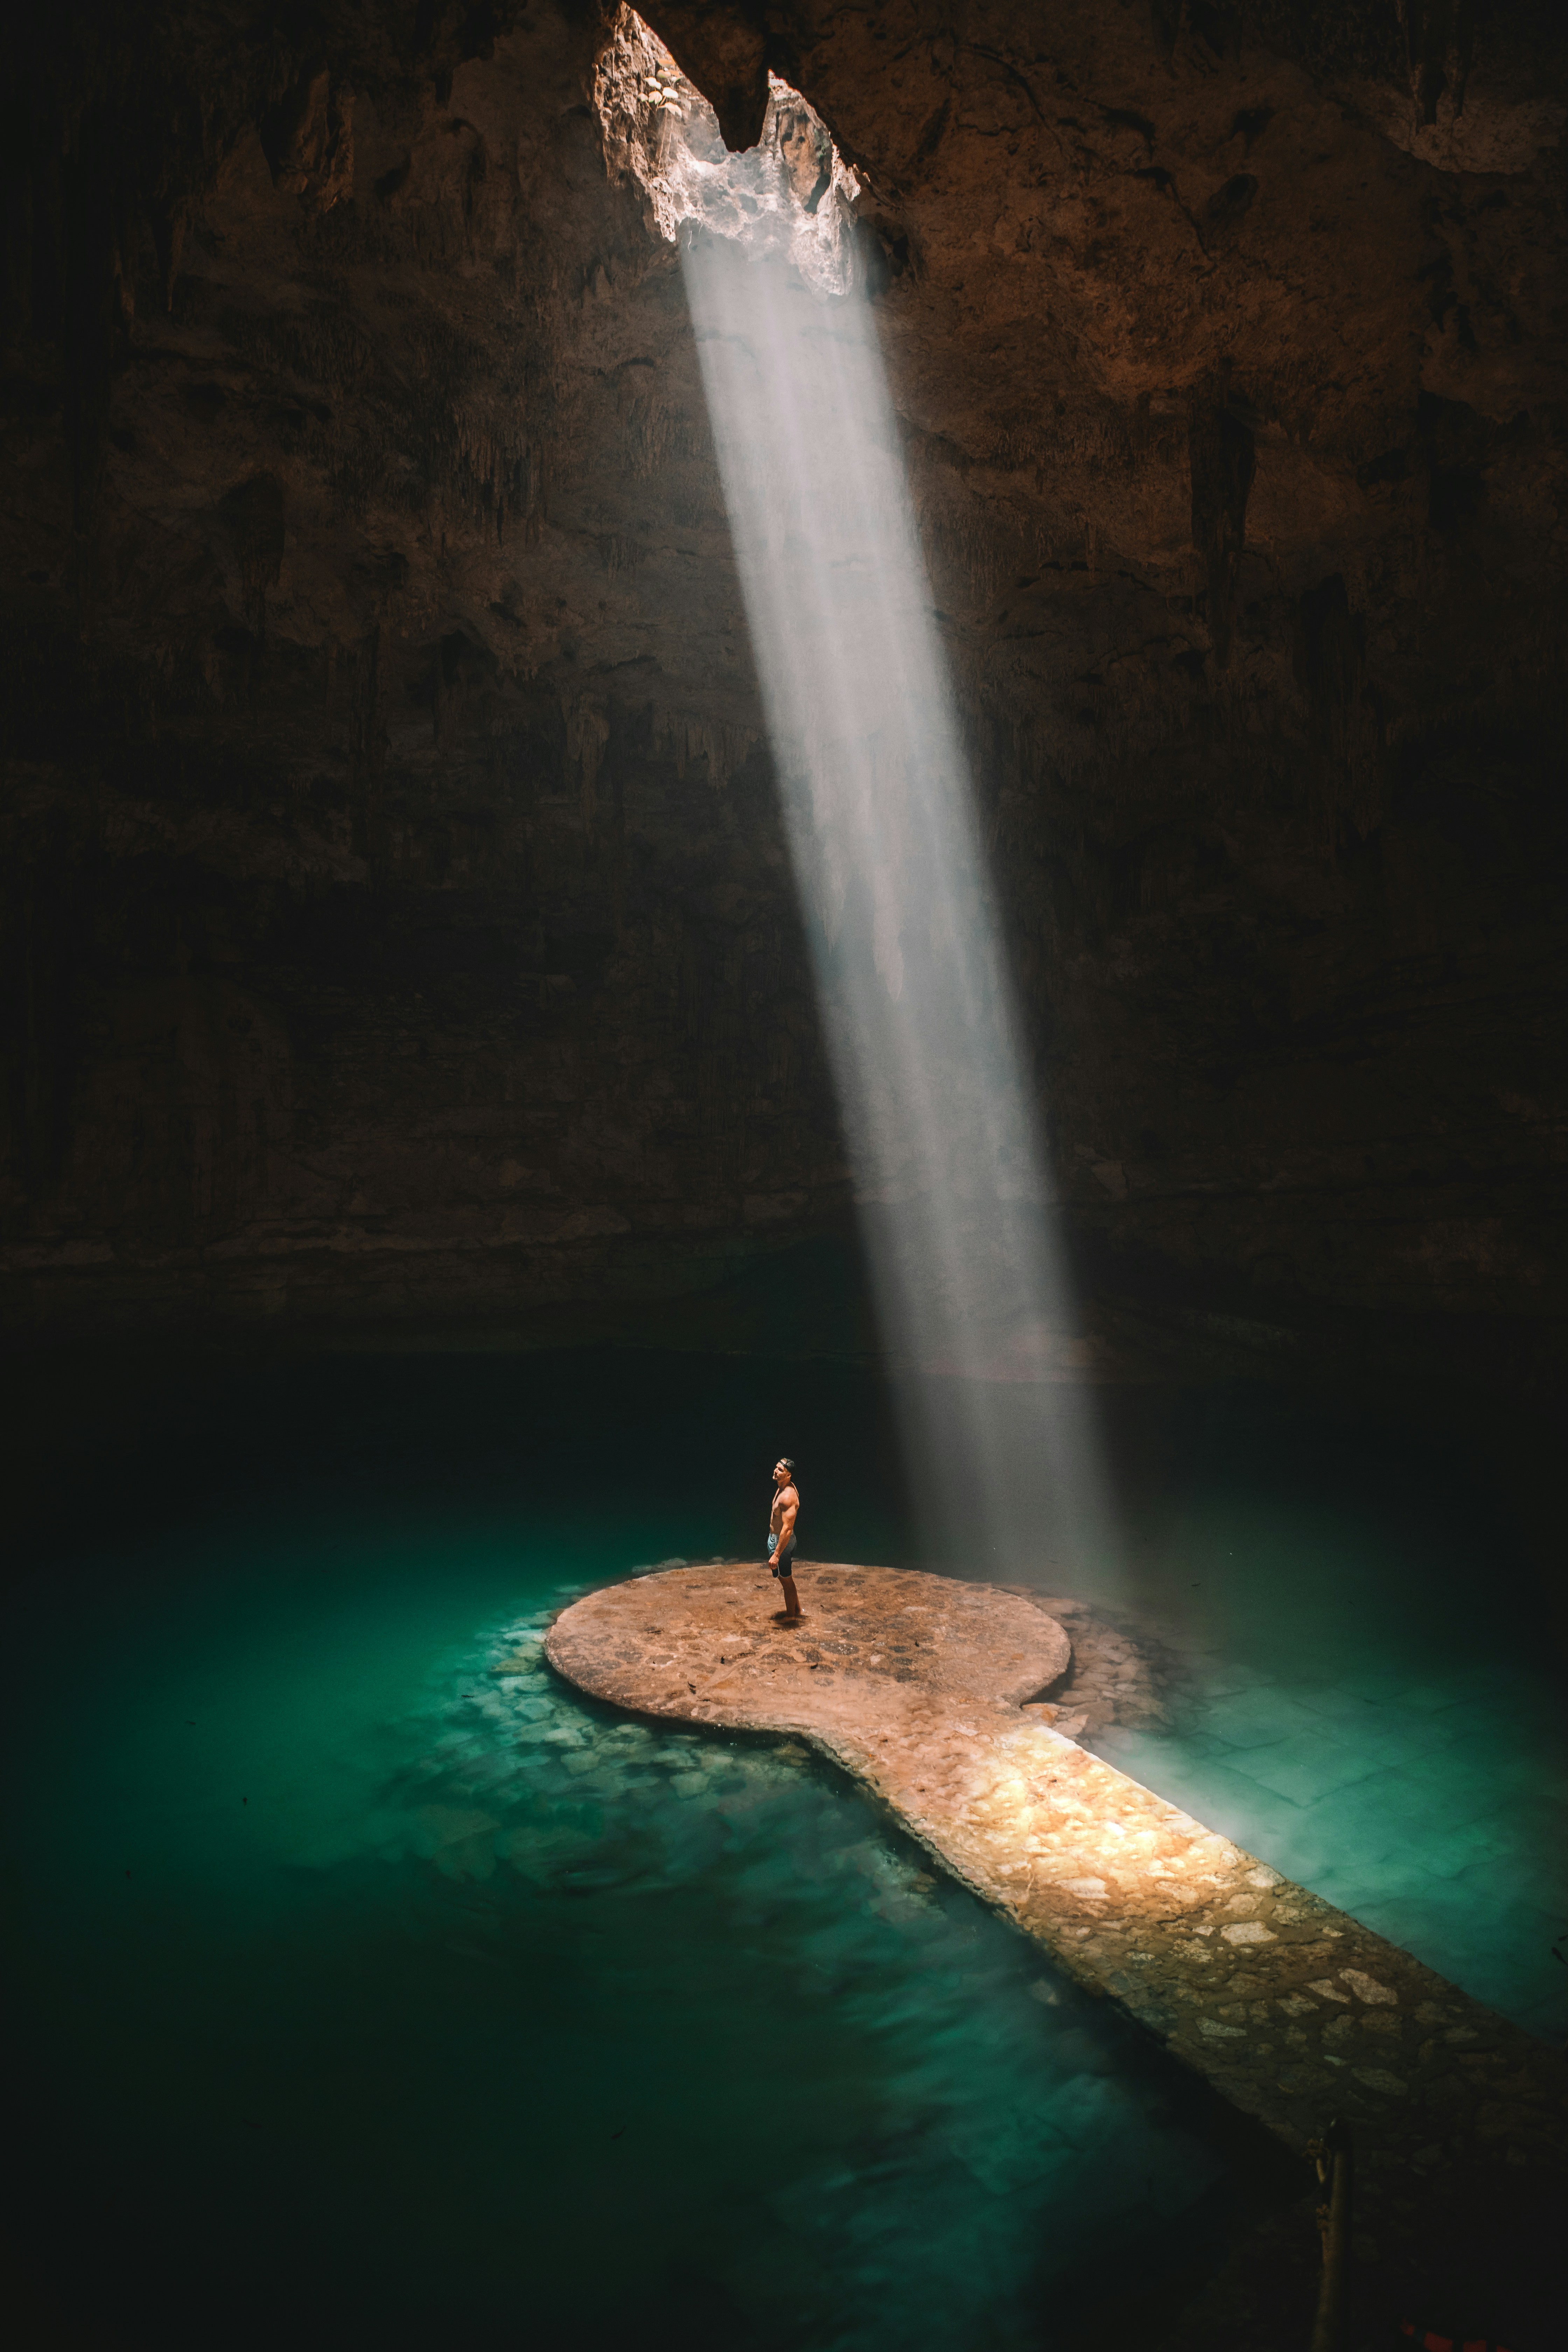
598,15,1116,1579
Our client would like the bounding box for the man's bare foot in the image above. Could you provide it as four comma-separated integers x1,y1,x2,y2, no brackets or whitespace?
771,1610,804,1624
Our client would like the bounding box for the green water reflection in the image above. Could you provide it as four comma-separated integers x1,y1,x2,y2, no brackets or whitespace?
6,1350,1561,2347
8,1516,1234,2350
1081,1431,1568,2044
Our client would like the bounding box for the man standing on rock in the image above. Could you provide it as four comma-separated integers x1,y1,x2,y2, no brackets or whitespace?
763,1457,802,1621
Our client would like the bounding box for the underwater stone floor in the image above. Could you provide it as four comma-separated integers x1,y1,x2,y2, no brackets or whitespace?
1085,1613,1568,2044
550,1559,1567,2331
8,1532,1275,2351
7,1352,1565,2348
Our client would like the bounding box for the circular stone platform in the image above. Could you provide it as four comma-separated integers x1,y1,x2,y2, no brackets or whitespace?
544,1558,1568,2261
544,1560,1070,1744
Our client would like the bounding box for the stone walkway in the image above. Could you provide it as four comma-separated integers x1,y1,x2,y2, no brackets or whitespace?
1084,1609,1568,2043
547,1560,1564,2287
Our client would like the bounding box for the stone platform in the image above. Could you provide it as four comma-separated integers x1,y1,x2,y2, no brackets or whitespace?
547,1561,1564,2227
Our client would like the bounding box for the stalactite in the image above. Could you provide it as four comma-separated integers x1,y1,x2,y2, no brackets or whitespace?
565,693,610,842
1188,382,1255,672
651,708,757,790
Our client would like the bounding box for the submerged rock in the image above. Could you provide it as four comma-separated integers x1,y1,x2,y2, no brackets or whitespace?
548,1557,1568,2293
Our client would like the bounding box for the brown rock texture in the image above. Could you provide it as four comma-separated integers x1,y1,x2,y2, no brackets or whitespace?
544,1555,1073,1729
3,1,1566,1390
549,1560,1566,2333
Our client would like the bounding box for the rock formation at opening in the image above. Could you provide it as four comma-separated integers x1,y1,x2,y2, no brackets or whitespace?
4,1,1565,1396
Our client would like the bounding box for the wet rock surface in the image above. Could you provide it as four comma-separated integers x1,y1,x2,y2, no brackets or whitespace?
547,1557,1072,1731
550,1561,1567,2329
1007,1589,1171,1742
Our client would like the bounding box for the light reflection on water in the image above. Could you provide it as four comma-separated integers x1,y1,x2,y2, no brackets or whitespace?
7,1352,1560,2344
1079,1489,1568,2043
7,1524,1237,2351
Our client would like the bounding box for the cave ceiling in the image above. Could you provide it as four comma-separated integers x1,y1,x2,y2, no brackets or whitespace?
3,0,1566,1386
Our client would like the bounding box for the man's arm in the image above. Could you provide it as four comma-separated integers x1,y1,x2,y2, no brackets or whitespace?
776,1490,798,1545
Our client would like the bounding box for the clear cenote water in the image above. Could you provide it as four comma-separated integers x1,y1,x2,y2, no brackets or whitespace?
5,1349,1561,2348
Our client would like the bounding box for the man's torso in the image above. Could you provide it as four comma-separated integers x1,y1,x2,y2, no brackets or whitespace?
769,1483,798,1534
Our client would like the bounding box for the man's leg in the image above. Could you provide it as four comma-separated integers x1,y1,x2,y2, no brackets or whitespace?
777,1569,801,1619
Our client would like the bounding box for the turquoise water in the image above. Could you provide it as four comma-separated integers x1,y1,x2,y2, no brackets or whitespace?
912,1373,1567,2041
5,1441,1256,2349
1082,1414,1568,2046
6,1353,1560,2346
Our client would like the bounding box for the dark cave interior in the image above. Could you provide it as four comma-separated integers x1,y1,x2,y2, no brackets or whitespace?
3,4,1566,2348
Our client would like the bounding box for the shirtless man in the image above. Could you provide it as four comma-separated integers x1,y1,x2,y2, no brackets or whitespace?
763,1457,802,1621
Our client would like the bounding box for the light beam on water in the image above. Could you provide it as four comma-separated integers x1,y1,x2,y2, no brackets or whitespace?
601,25,1115,1577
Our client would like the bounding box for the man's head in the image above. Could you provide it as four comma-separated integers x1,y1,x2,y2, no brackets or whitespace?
774,1457,796,1487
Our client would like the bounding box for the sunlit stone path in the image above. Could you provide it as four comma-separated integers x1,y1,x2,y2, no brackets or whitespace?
548,1562,1564,2271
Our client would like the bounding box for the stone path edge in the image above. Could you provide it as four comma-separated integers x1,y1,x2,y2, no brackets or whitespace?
543,1562,1565,2234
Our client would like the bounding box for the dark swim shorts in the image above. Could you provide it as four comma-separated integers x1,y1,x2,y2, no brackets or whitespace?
767,1534,797,1577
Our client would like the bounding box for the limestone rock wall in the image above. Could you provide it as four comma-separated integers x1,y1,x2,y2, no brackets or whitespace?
2,1,1565,1384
